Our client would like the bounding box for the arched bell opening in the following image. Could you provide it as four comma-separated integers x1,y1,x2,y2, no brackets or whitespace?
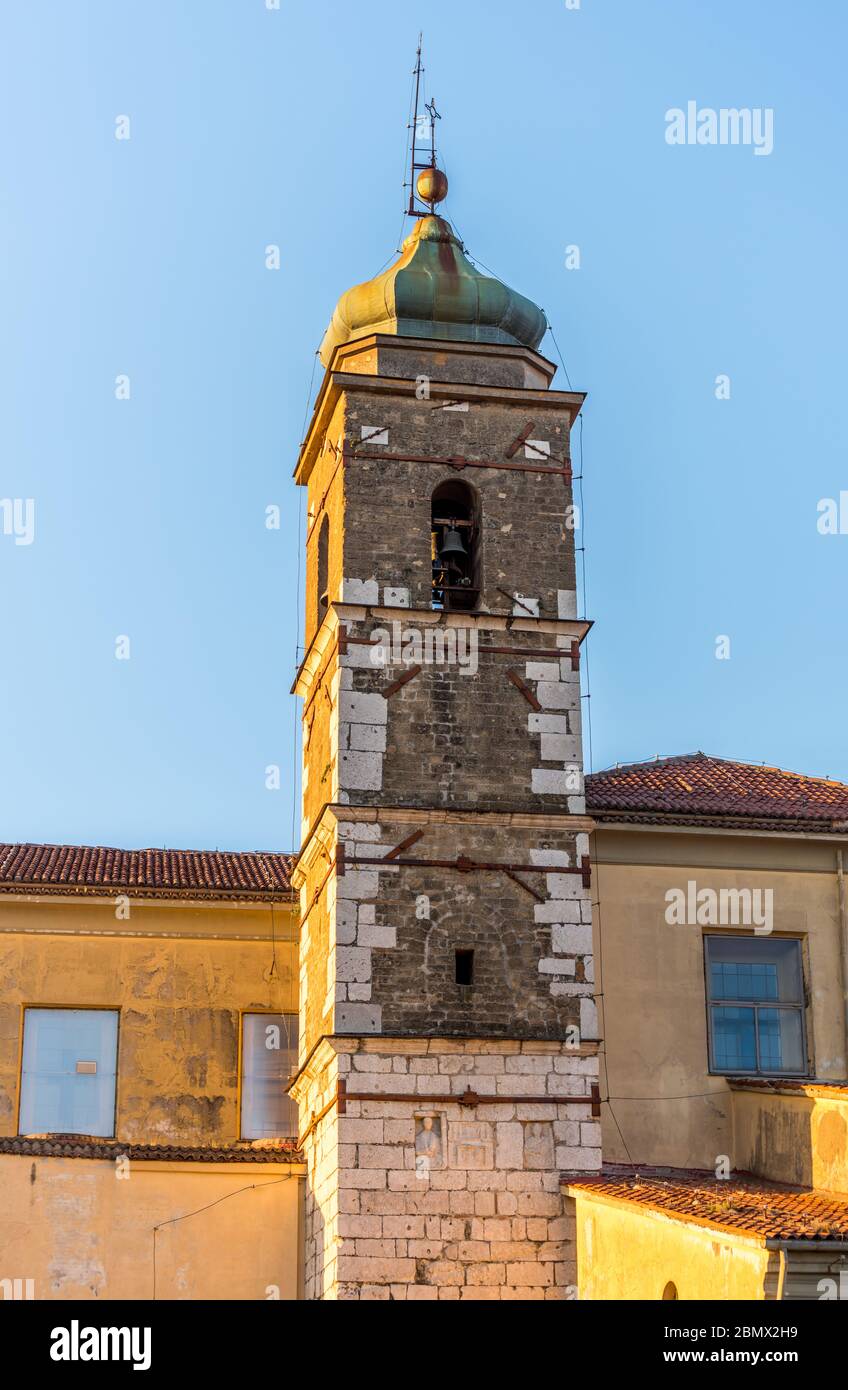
317,515,330,625
431,480,480,613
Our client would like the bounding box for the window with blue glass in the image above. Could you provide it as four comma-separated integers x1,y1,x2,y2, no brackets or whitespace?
19,1008,119,1137
705,937,806,1075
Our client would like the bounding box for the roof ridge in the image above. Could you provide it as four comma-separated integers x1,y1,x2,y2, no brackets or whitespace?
589,752,707,776
0,840,296,857
588,753,848,790
0,843,298,899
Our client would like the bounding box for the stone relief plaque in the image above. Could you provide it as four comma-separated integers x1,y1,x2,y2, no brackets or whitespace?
523,1121,555,1169
447,1120,494,1170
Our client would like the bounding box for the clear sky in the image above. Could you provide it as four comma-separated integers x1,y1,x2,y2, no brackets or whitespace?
1,0,846,853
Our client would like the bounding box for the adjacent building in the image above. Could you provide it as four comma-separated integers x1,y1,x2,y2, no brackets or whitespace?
587,751,848,1173
563,752,848,1300
0,844,302,1300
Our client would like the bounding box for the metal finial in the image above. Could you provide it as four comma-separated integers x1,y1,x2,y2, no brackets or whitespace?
406,39,446,217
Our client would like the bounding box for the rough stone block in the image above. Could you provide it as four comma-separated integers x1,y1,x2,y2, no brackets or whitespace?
357,924,397,949
506,1263,553,1286
551,923,593,955
334,1003,381,1033
338,745,384,787
528,714,570,735
525,662,560,682
336,1257,415,1284
349,723,387,752
538,957,576,976
580,997,599,1039
535,682,570,711
339,690,388,725
495,1122,524,1168
336,946,372,982
422,1261,464,1286
342,577,379,604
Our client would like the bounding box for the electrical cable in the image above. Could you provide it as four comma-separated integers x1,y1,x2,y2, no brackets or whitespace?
151,1173,296,1299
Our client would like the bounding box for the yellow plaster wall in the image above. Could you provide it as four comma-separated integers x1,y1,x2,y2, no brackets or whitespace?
0,897,298,1145
571,1194,774,1301
732,1090,848,1194
0,1153,303,1300
593,829,848,1171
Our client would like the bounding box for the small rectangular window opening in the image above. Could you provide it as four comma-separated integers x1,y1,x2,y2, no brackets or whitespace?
455,950,474,987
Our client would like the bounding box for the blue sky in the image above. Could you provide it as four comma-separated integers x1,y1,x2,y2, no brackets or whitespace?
1,0,845,852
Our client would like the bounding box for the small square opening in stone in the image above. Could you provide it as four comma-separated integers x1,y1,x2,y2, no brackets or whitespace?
455,949,474,987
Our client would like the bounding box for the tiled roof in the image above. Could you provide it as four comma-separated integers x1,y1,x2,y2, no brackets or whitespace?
729,1077,848,1101
586,752,848,831
0,843,295,901
0,1134,302,1163
563,1166,848,1242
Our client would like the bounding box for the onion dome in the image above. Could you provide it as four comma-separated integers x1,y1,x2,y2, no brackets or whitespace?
318,171,547,367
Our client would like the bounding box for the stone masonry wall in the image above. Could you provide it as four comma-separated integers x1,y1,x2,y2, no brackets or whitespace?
338,388,577,619
337,817,595,1041
294,344,598,1299
296,1036,600,1301
333,607,585,815
296,807,597,1061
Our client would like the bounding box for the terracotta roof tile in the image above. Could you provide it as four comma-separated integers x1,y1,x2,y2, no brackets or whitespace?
563,1166,848,1241
728,1077,848,1101
0,843,295,901
586,752,848,831
0,1134,301,1163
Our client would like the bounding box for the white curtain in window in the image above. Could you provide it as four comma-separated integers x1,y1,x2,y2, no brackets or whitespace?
240,1013,298,1139
19,1009,119,1137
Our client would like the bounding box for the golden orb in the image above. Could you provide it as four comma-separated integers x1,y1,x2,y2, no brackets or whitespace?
417,167,448,205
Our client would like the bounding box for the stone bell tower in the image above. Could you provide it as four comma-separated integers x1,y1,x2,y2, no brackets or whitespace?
289,165,601,1301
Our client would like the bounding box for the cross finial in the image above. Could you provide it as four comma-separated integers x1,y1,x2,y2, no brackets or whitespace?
406,40,448,216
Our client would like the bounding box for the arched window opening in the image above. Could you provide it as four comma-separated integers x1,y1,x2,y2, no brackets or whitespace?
431,481,480,612
662,1281,678,1301
317,516,330,624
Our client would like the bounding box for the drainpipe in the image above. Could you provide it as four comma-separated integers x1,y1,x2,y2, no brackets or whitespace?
837,850,848,1073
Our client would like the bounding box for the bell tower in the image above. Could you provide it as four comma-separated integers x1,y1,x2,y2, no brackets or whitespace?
289,161,601,1301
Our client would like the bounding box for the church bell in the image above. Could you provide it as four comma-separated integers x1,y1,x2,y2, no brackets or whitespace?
439,526,466,559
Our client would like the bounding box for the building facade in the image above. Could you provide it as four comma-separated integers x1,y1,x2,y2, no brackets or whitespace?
563,753,848,1300
0,846,303,1300
587,752,848,1174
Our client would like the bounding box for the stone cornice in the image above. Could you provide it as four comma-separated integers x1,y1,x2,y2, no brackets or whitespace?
294,359,586,486
292,801,597,889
